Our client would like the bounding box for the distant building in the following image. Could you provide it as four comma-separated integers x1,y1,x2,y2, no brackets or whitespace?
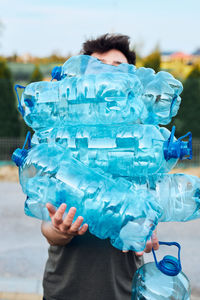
161,51,175,62
161,51,197,65
172,52,194,65
171,52,192,62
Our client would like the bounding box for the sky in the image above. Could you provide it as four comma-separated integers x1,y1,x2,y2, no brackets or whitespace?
0,0,199,57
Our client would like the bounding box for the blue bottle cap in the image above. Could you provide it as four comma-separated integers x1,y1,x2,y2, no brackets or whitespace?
158,255,181,276
12,131,32,167
12,148,28,167
152,241,182,277
51,66,62,81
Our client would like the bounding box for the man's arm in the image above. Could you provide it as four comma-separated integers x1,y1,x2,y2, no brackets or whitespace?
41,203,88,246
42,203,159,255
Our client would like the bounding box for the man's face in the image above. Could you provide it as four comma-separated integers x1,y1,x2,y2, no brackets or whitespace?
91,49,128,66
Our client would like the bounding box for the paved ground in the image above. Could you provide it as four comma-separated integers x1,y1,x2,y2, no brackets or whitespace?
0,182,200,299
0,182,48,298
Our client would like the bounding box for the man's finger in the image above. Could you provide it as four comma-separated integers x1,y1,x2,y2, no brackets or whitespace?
61,207,77,231
135,251,144,256
46,203,57,217
52,203,67,226
144,240,152,253
78,223,88,235
151,231,159,250
68,216,84,234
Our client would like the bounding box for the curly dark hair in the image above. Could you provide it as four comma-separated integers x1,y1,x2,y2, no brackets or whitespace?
81,33,136,65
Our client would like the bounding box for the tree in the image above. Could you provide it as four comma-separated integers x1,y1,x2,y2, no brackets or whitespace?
0,60,21,137
29,65,43,82
173,65,200,138
143,48,161,73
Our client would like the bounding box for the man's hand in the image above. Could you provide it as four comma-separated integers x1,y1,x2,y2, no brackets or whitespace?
41,203,88,246
135,229,159,256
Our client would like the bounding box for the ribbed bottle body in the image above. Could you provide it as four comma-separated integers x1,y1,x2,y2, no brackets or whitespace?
132,262,191,300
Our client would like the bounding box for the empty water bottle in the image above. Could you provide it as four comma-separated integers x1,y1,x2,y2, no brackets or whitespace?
132,242,191,299
135,67,183,125
131,172,200,222
43,124,191,177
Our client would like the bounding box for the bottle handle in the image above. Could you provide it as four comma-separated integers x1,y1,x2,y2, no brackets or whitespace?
152,241,182,276
14,84,25,116
178,131,192,160
22,131,31,150
164,126,193,161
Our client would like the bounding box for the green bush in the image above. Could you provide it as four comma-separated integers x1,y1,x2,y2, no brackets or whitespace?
29,65,43,82
0,60,21,137
173,65,200,138
143,50,161,73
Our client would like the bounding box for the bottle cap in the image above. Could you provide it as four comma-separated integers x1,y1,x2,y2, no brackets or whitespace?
158,255,181,276
51,66,62,81
12,131,31,167
164,126,192,161
12,148,28,167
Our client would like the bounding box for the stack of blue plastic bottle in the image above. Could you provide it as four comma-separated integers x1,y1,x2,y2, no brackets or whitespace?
13,55,200,252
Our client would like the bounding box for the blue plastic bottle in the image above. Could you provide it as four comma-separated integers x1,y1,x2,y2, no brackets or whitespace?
132,242,191,299
42,124,191,177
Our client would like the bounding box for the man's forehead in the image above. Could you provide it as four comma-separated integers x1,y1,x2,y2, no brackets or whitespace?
91,49,128,66
98,58,124,66
61,55,135,77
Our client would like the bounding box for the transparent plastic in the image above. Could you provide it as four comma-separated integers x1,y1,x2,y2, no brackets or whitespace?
20,55,183,130
132,242,191,299
12,55,200,252
132,262,190,299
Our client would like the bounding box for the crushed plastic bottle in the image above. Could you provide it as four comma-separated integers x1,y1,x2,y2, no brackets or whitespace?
132,242,191,299
38,124,191,177
12,55,199,252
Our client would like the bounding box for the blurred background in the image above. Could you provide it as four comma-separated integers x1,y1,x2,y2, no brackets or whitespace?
0,0,200,299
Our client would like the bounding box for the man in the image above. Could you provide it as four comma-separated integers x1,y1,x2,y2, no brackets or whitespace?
42,33,159,300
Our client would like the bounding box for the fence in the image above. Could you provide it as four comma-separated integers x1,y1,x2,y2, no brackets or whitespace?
0,137,25,162
176,139,200,168
0,137,200,168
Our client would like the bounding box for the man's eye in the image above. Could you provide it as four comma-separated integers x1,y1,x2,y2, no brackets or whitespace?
114,62,122,66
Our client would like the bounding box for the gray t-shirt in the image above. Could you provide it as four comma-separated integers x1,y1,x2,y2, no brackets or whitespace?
43,231,143,300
